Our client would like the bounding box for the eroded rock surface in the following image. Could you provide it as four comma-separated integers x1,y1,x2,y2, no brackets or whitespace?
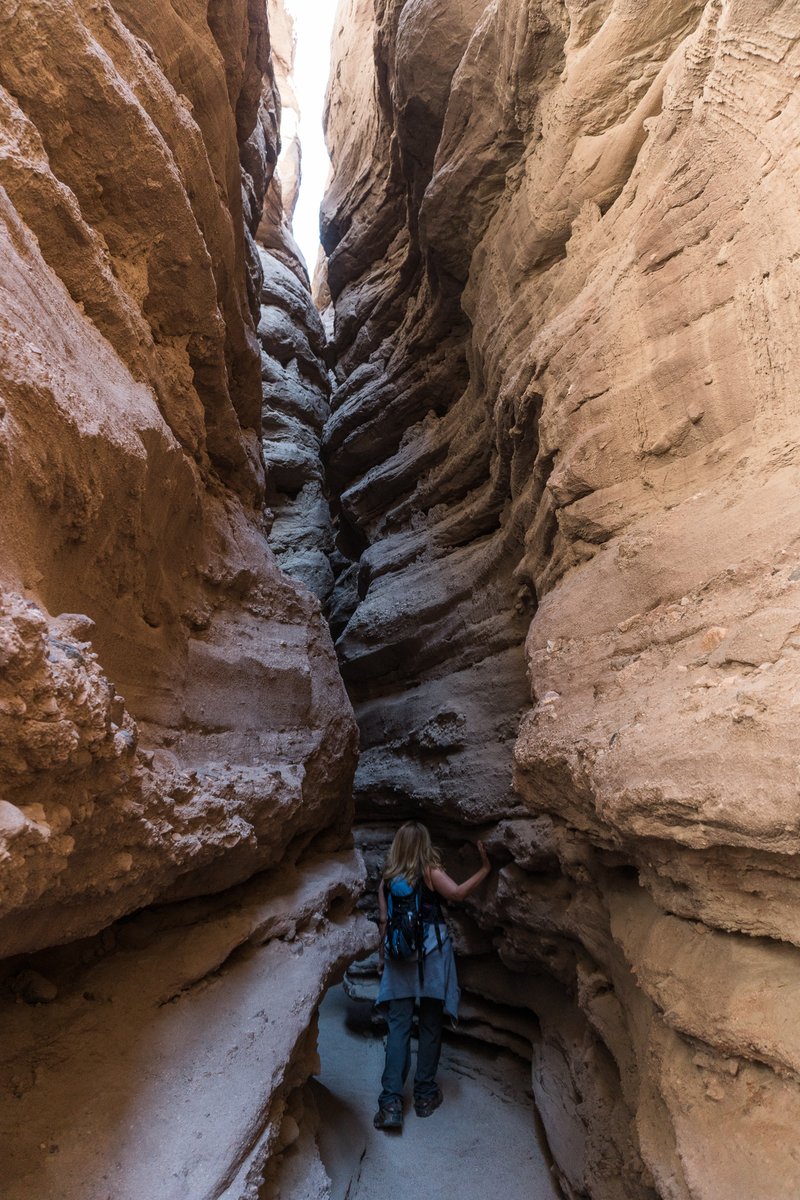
0,2,363,1195
0,850,371,1200
0,0,355,954
259,247,336,602
322,2,800,1197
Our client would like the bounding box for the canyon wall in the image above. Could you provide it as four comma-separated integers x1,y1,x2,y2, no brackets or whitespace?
322,2,800,1197
0,2,369,1195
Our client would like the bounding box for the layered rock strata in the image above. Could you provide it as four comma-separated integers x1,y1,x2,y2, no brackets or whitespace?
0,0,356,954
256,3,337,606
0,1,365,1194
0,850,370,1200
322,2,800,1197
258,244,336,601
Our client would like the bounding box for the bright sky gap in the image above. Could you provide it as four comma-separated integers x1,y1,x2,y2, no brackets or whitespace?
283,0,339,274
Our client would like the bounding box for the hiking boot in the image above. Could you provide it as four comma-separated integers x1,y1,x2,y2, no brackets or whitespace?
373,1101,403,1131
414,1088,443,1118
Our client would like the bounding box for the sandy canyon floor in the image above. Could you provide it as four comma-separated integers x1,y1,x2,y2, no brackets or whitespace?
309,986,561,1200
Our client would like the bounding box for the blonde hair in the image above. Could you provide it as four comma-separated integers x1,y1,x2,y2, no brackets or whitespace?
383,821,442,885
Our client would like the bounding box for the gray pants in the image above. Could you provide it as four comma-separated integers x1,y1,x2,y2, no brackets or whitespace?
378,996,443,1107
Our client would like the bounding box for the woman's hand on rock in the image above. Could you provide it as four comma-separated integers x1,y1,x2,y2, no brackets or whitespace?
477,840,490,870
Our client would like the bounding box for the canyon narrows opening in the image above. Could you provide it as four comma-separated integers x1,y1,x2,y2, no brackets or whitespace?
1,3,800,1200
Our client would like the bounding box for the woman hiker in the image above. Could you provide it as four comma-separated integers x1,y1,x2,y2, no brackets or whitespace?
373,820,492,1131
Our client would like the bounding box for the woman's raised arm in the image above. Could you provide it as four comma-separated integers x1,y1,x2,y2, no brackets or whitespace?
429,841,491,902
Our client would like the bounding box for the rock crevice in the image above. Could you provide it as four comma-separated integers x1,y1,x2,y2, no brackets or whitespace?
3,1,800,1196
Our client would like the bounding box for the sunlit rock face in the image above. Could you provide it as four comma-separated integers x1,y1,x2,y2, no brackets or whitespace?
322,2,800,1197
0,2,369,1196
0,0,357,952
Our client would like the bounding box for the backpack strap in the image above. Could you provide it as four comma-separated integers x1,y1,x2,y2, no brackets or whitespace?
415,878,425,986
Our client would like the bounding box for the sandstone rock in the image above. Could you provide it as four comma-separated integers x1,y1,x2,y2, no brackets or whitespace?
0,4,362,1195
253,11,337,607
322,2,800,1195
0,0,357,960
7,969,58,1005
0,851,371,1199
259,249,337,602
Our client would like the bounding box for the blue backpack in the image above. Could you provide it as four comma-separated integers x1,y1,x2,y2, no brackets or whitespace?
384,877,425,982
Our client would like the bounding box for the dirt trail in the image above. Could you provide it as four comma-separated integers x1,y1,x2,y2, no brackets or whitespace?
312,986,562,1200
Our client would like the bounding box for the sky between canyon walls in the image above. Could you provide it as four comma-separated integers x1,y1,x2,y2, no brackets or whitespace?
284,0,339,270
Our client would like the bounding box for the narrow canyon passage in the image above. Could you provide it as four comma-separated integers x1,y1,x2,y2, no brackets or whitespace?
1,1,800,1199
310,986,560,1200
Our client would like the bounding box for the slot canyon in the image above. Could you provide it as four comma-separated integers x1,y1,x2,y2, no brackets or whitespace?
1,0,799,1197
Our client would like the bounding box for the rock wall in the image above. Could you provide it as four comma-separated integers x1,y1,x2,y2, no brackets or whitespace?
0,2,370,1195
322,2,800,1197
